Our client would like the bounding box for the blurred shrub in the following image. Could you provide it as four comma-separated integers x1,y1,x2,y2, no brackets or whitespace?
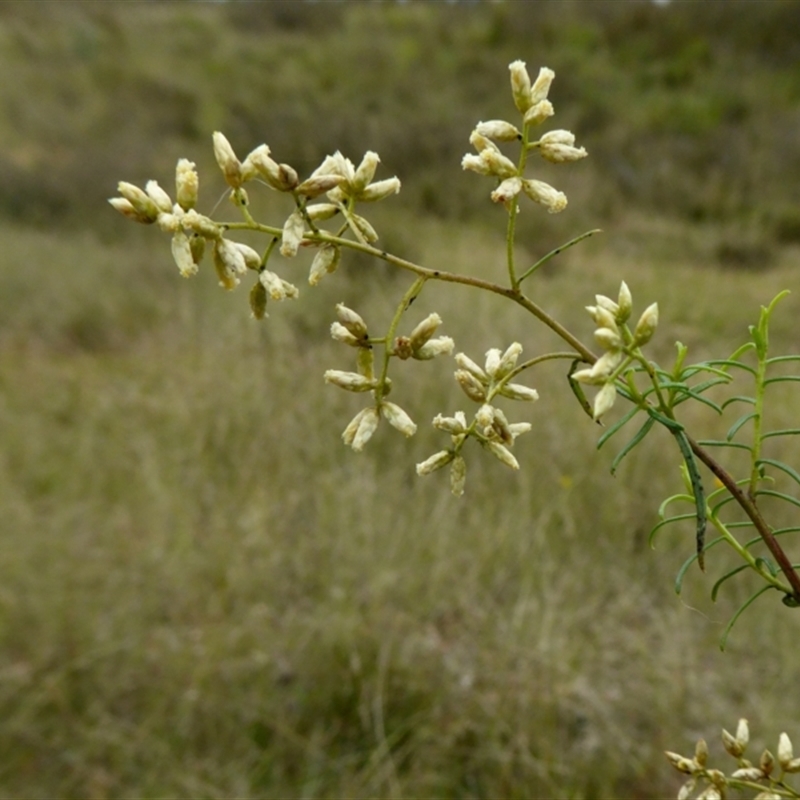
0,1,798,236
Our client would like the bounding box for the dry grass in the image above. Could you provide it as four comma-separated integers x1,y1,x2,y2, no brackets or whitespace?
1,209,799,798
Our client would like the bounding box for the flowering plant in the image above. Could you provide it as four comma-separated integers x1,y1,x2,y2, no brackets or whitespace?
111,60,798,798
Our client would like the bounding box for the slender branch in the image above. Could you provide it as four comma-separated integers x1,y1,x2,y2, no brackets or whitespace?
688,434,800,602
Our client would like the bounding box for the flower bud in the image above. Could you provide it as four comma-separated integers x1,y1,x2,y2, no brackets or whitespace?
736,718,750,751
212,132,243,188
189,233,205,265
213,240,242,290
358,177,402,202
455,370,487,403
486,441,519,470
306,203,340,221
324,370,376,392
633,302,659,347
232,242,262,270
778,733,794,770
309,245,341,286
145,180,173,214
381,402,417,437
351,214,379,243
479,149,518,180
694,739,709,767
595,294,619,316
530,66,555,104
495,342,523,378
175,159,199,210
722,727,745,758
509,60,533,114
182,209,222,240
760,748,775,776
408,313,442,349
523,99,554,126
352,151,380,194
475,120,521,141
665,752,696,775
108,197,153,225
171,230,198,278
491,177,523,206
469,129,500,154
249,280,268,320
538,142,589,164
342,407,380,452
730,767,765,781
593,381,617,420
416,450,454,476
116,182,159,222
450,455,467,497
336,303,368,341
260,270,289,301
594,327,623,351
281,211,305,257
461,153,493,176
586,305,619,331
455,353,488,383
484,349,502,378
499,383,539,402
433,413,467,435
296,174,345,198
330,322,360,346
617,281,633,323
508,422,532,439
522,179,567,213
414,337,454,360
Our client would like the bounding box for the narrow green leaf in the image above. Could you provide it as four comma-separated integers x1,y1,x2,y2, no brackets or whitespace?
754,556,778,577
720,586,774,651
766,354,800,365
610,417,655,474
647,408,683,431
706,358,757,376
762,428,800,440
671,389,723,414
567,359,596,422
754,489,800,510
650,513,696,549
720,395,756,410
743,526,800,552
711,564,749,601
764,375,800,386
671,428,707,570
696,439,753,453
757,458,800,487
726,412,757,442
596,405,640,449
674,536,725,594
518,228,602,283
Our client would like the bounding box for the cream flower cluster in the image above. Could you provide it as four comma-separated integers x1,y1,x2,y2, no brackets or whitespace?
666,719,800,800
461,62,587,213
110,133,401,318
571,282,659,420
417,342,538,496
324,305,452,453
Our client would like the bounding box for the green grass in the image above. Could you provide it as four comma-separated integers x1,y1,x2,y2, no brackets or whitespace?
2,204,800,798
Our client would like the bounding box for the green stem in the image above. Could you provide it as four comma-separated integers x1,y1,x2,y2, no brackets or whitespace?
750,340,767,500
517,229,602,284
375,276,427,402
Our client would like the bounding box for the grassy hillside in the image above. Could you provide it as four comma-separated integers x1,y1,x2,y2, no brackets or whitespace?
1,2,800,798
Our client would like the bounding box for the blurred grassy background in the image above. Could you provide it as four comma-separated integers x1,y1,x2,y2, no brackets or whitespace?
1,2,800,798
